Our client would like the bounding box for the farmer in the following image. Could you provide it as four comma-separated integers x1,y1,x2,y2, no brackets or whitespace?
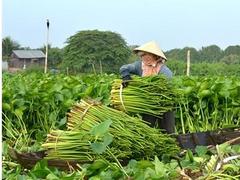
119,41,175,133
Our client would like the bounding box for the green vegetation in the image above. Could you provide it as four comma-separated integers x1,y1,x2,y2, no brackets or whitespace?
2,36,21,60
167,60,240,76
2,72,240,179
2,72,115,144
3,141,240,179
3,73,239,138
39,45,63,69
2,31,240,178
165,45,240,63
61,30,131,74
173,76,240,133
3,33,240,76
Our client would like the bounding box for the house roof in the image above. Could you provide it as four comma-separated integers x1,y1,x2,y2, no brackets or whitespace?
12,50,45,59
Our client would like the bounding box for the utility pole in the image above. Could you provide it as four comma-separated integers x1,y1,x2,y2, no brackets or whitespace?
44,19,50,73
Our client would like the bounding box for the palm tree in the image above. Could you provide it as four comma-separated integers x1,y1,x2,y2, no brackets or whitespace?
2,36,21,60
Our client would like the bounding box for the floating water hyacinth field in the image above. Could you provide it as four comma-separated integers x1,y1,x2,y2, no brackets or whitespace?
2,72,240,179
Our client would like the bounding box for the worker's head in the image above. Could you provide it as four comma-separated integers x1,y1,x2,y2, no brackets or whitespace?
137,51,166,65
133,41,167,63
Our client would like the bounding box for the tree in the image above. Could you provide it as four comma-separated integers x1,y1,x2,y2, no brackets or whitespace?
48,47,63,68
224,45,240,56
183,47,200,62
128,45,139,63
221,45,240,64
220,54,240,64
165,48,182,60
2,36,21,60
39,45,63,68
165,47,200,62
199,45,223,62
61,30,131,74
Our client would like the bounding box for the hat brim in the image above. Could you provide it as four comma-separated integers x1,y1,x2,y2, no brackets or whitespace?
133,41,167,60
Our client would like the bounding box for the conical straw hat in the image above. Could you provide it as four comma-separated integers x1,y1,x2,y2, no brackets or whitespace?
133,41,167,60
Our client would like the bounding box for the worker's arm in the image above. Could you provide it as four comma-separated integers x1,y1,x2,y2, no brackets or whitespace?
119,60,142,78
119,60,142,87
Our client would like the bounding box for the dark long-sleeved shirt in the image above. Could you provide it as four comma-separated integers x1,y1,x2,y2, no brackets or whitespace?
120,60,173,78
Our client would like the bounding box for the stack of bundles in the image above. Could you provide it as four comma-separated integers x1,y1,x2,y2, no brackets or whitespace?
42,100,179,162
111,75,176,118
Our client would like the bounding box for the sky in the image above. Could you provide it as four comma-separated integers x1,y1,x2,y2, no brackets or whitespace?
2,0,240,51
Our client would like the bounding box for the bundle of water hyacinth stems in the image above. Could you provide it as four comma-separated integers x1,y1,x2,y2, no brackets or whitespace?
42,100,179,162
111,75,176,118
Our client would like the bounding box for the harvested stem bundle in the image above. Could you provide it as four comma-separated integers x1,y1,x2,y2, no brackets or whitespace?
42,100,179,162
111,75,175,117
42,130,96,161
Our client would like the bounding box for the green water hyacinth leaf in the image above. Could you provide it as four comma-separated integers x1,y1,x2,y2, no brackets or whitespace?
186,149,194,162
14,108,23,119
84,86,94,96
90,119,113,154
195,146,208,157
87,159,109,174
154,156,167,176
90,134,113,154
2,103,11,111
183,86,194,96
46,173,59,180
91,142,106,154
12,99,25,107
49,112,57,122
50,83,63,92
198,89,211,99
90,119,112,137
55,93,64,102
102,133,113,146
63,99,74,107
219,89,230,98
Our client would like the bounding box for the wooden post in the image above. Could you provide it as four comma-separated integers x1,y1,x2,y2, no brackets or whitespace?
186,50,191,76
23,59,26,70
99,59,102,75
91,63,96,74
44,19,49,73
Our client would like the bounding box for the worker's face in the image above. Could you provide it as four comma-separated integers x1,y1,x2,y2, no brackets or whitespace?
139,52,157,64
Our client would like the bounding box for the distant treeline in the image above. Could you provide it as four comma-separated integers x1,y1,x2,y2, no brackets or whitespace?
166,60,240,76
2,32,240,76
165,45,240,64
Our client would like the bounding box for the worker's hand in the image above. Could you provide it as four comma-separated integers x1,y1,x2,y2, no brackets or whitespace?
122,75,131,88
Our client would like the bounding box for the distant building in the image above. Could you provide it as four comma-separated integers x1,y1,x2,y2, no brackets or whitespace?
9,50,45,69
